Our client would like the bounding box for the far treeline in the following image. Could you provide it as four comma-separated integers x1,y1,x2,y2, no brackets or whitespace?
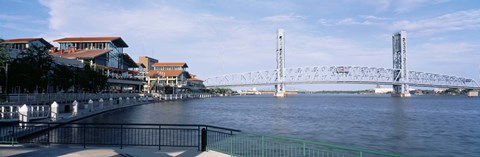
208,88,236,95
299,89,469,95
0,38,107,94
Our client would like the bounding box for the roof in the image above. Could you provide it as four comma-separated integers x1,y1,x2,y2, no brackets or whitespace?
152,62,188,68
3,38,53,48
187,78,203,81
51,49,110,59
148,70,185,77
122,53,138,68
139,56,158,61
136,62,146,68
5,38,42,43
53,37,128,48
52,56,84,68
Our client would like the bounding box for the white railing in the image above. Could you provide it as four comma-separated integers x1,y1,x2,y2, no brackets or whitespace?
0,93,217,122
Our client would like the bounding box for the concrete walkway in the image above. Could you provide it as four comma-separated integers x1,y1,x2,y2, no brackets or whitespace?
0,145,230,157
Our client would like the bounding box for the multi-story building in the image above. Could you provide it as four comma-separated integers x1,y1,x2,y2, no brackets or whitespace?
138,56,158,72
2,38,53,58
147,62,192,94
51,37,142,92
3,37,83,68
186,74,206,93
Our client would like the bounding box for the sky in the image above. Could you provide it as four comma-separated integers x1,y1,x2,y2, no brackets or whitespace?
1,0,479,90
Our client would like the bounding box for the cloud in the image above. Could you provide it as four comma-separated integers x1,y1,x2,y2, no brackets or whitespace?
0,13,47,34
394,0,450,13
0,23,43,33
358,0,449,13
0,14,28,21
38,0,281,76
360,15,390,21
36,0,477,83
392,9,480,33
262,14,304,22
318,15,390,26
408,42,480,77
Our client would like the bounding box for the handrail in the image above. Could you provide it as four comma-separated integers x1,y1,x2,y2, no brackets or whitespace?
1,122,404,157
239,131,405,157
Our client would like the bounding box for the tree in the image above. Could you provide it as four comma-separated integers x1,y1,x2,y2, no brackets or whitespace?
208,88,236,94
0,38,10,65
8,45,53,93
52,65,75,92
0,38,11,93
78,65,107,93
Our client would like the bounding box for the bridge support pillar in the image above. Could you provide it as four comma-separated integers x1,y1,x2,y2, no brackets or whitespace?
391,31,411,97
468,90,479,97
275,29,287,98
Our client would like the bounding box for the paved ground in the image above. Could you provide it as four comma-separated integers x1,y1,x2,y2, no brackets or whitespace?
0,145,229,157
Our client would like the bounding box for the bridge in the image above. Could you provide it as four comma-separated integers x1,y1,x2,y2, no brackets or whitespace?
204,30,480,97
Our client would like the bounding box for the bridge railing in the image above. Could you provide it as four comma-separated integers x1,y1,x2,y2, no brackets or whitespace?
205,66,479,89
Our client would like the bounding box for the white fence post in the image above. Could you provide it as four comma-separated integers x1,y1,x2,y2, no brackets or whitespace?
19,104,29,128
51,101,59,121
72,100,78,116
88,99,94,111
99,98,104,109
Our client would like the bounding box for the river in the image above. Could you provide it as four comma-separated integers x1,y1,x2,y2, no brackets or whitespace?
77,94,480,156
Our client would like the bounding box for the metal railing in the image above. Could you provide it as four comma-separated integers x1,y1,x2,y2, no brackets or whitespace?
0,122,236,151
0,122,404,156
207,131,405,157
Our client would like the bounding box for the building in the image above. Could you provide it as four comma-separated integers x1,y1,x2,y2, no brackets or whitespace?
433,88,448,94
152,62,188,71
138,56,158,72
2,38,53,58
147,62,192,94
374,87,393,94
129,62,149,92
51,37,142,92
186,74,206,93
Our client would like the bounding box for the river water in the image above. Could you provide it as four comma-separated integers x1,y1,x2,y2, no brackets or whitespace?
78,94,480,156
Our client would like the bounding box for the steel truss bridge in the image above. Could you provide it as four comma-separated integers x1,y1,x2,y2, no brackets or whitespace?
204,30,479,92
204,66,479,89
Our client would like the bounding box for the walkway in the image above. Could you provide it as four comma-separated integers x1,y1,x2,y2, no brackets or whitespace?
0,145,229,157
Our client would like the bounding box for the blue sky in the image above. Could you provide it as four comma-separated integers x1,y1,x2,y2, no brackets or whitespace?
1,0,479,90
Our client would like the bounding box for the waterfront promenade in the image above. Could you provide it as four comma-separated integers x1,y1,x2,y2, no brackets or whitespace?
0,93,215,122
0,93,229,157
0,145,228,157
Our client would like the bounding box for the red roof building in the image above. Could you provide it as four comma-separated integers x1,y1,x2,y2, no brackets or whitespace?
52,36,142,93
152,62,188,71
3,38,53,50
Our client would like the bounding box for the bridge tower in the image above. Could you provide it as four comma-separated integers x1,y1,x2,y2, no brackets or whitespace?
392,31,411,97
275,29,287,97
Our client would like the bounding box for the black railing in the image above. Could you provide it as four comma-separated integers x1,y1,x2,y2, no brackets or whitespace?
0,122,240,150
